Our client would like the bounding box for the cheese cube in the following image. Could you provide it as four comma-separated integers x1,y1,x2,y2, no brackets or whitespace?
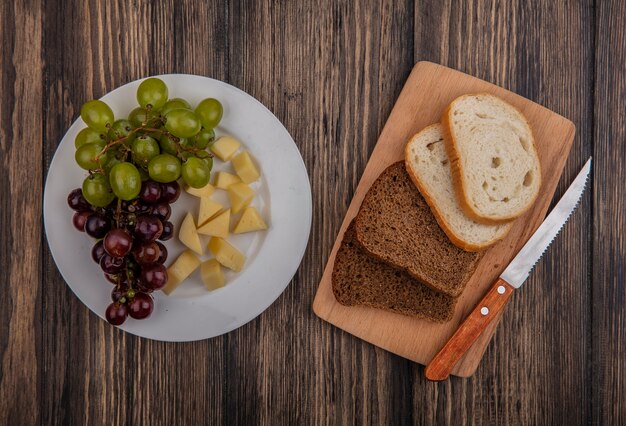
208,237,246,272
201,259,225,290
197,209,230,238
178,213,203,255
163,250,201,295
232,151,260,183
233,207,268,234
185,183,215,198
228,182,255,213
210,136,241,161
213,171,241,190
198,198,223,226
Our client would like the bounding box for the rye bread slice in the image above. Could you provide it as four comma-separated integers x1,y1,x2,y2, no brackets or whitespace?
354,162,481,298
332,222,456,323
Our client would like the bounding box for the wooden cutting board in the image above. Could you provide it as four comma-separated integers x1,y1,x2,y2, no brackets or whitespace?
312,61,575,378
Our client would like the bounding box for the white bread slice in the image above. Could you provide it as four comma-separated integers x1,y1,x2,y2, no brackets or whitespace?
405,124,512,251
442,93,541,223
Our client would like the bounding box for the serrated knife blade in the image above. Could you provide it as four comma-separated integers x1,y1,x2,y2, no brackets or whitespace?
425,158,592,381
501,157,591,287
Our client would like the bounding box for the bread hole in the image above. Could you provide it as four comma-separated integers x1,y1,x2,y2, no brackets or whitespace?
453,111,458,116
426,141,439,151
503,197,510,203
491,176,497,181
475,112,492,119
523,171,533,186
491,157,501,168
441,159,448,166
482,181,488,190
519,136,530,152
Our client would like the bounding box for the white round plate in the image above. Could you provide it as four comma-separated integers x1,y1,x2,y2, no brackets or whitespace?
44,75,312,341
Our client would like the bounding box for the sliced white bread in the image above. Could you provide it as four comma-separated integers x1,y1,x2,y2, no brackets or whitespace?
405,124,512,251
442,93,541,223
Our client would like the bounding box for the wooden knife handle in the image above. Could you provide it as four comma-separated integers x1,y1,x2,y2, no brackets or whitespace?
424,278,515,381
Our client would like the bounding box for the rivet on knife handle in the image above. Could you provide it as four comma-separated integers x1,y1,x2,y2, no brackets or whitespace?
424,278,515,381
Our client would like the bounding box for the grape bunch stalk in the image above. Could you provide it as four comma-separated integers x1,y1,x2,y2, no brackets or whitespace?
67,77,224,326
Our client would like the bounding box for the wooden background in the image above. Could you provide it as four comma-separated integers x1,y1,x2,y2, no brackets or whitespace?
0,0,623,424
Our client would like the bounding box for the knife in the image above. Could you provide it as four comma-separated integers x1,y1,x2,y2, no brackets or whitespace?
425,158,592,381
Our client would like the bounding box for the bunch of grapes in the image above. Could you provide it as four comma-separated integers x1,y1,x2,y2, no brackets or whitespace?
67,77,223,325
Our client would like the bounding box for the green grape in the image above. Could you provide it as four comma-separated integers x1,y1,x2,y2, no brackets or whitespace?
82,173,115,207
109,162,142,200
75,141,107,170
137,78,168,109
107,119,135,141
148,154,181,183
181,157,211,188
158,134,179,155
75,127,103,149
192,128,215,149
195,98,223,129
200,156,213,173
81,100,114,132
129,107,149,127
131,135,160,165
160,98,191,116
164,109,201,138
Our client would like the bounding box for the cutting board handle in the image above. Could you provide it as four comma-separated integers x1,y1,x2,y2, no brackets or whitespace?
425,278,515,381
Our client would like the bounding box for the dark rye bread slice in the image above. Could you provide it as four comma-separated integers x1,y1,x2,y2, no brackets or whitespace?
354,162,482,298
332,222,456,322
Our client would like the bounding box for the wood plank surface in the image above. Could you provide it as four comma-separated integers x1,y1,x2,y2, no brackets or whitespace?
0,0,622,424
593,0,626,423
312,60,576,376
0,1,43,424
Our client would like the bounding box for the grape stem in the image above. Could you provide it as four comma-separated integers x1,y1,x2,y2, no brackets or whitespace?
115,198,122,228
94,123,166,161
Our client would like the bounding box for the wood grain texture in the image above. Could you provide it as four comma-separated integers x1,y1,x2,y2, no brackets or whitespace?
0,0,42,424
312,61,576,377
0,0,621,424
593,0,626,423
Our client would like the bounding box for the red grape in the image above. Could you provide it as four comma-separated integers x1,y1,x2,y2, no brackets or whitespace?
160,181,180,203
134,215,163,242
67,188,92,211
140,181,161,203
92,240,106,263
85,213,110,238
155,242,168,264
151,203,171,221
133,241,160,264
159,221,174,241
141,264,168,290
103,228,133,257
128,292,154,319
111,286,128,302
100,254,124,274
72,211,92,232
105,302,128,325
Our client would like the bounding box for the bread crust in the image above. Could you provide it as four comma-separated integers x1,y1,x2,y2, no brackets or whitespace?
441,93,542,224
403,126,511,251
